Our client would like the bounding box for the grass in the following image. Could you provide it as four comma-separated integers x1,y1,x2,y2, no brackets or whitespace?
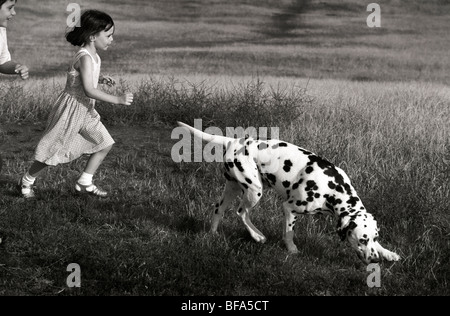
1,0,449,296
1,76,449,296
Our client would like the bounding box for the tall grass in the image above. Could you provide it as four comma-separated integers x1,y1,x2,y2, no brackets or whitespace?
0,76,313,129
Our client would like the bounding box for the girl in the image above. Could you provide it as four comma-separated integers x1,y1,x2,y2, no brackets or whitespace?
0,0,29,79
19,10,133,199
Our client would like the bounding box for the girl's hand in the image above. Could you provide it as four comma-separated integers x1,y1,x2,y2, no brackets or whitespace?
119,92,134,105
99,75,116,87
15,64,29,80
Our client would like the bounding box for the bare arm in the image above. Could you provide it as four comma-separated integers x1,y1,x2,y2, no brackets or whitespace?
78,55,132,105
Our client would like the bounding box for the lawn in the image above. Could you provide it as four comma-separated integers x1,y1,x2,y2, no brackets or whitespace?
0,0,449,297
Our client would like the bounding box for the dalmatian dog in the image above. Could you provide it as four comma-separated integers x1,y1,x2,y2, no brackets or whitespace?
177,122,400,264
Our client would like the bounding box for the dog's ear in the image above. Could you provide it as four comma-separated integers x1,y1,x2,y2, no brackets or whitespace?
337,220,357,241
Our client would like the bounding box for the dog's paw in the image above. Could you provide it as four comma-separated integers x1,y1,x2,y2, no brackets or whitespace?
382,250,401,262
286,245,299,254
255,235,267,244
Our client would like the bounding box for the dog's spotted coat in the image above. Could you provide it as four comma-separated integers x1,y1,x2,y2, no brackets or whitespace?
178,122,400,264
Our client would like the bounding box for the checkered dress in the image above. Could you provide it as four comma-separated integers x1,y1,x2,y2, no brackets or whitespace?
34,49,115,166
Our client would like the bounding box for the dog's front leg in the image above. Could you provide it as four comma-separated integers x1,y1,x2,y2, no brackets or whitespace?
375,242,401,262
211,181,242,233
283,202,299,254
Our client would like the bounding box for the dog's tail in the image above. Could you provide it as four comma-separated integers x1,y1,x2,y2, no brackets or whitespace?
177,121,230,146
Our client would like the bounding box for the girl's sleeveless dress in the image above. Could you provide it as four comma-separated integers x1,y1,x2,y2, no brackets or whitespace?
34,48,115,166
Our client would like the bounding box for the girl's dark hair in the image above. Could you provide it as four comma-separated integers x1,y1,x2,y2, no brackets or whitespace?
66,10,114,47
0,0,17,8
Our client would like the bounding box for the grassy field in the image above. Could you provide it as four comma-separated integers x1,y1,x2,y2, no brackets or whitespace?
1,0,449,296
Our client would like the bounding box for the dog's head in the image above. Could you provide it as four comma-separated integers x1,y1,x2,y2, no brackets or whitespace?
337,213,382,264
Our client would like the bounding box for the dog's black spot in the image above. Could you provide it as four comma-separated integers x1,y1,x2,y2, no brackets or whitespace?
266,173,276,185
238,208,243,213
307,196,314,202
323,167,345,187
272,142,288,149
258,193,262,197
296,200,308,207
328,181,336,190
282,181,291,188
241,183,249,189
347,196,360,207
314,193,321,198
336,185,344,193
305,166,314,174
227,162,234,169
234,160,245,172
307,155,333,170
283,160,293,172
216,203,220,208
326,195,343,207
343,183,352,195
305,180,317,191
245,178,252,185
215,209,219,214
299,148,313,155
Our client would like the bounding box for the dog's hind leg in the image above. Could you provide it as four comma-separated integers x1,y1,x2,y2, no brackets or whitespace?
211,180,242,234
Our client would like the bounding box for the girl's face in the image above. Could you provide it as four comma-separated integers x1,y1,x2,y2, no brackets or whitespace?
0,0,16,28
93,26,114,51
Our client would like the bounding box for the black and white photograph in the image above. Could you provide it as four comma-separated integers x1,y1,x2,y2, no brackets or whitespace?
0,0,448,299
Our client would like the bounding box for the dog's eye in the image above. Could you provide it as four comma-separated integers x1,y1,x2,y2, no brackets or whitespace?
359,238,368,246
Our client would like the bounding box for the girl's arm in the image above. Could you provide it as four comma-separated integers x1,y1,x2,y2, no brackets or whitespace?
79,55,132,105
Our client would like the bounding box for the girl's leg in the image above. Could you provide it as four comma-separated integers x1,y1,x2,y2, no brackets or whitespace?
20,161,48,198
83,145,113,176
75,145,113,197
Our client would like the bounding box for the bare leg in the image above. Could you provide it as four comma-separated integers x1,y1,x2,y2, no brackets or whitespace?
83,145,113,175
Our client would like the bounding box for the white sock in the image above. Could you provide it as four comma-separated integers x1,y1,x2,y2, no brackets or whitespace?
22,172,36,186
78,172,93,186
